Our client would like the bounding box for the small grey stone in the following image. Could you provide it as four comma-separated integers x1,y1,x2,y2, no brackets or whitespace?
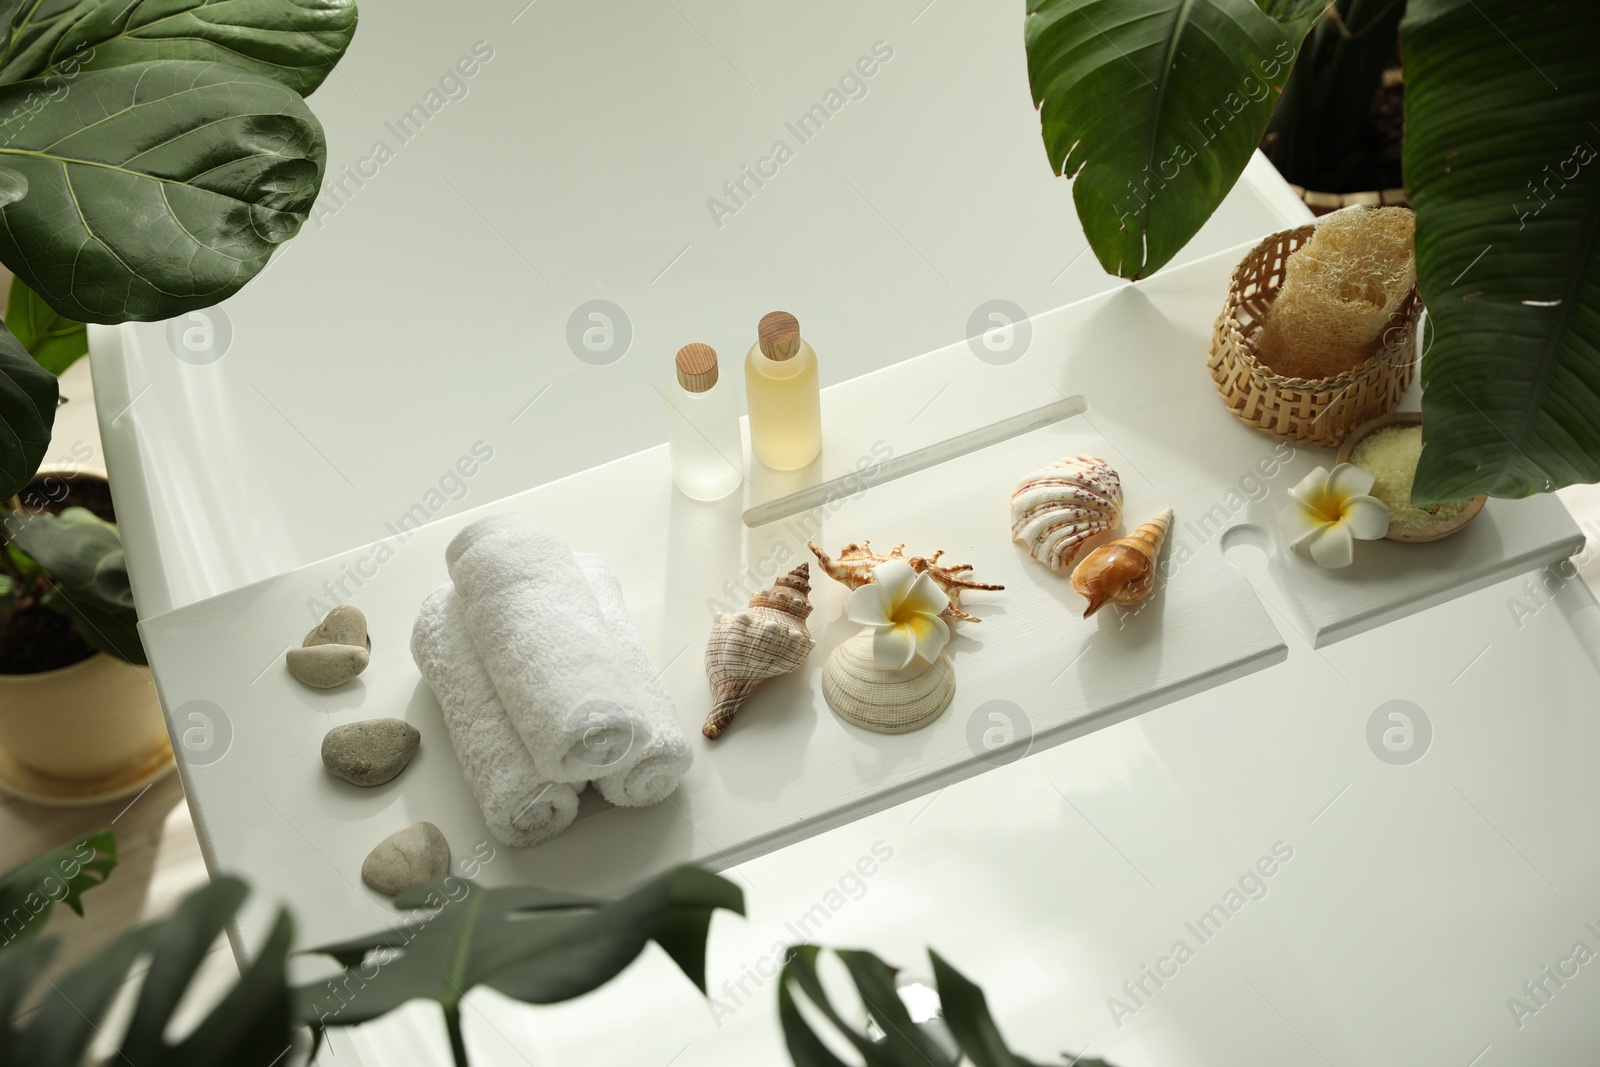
305,604,369,650
322,718,420,786
286,643,369,688
361,822,450,896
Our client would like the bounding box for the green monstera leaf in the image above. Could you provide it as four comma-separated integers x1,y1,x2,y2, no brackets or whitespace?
0,829,116,950
0,874,294,1066
1406,0,1600,502
296,866,743,1065
1025,0,1319,279
777,945,1111,1067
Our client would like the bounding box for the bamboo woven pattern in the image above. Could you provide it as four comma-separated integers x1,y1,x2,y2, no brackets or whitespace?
1207,224,1420,446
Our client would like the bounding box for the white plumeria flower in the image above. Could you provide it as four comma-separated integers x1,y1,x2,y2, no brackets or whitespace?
1281,463,1390,569
845,559,951,669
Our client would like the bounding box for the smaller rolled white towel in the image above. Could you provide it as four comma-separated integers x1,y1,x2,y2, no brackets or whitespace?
411,585,581,847
577,554,693,807
446,513,644,783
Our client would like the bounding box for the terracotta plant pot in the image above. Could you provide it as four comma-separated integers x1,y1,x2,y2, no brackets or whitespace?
0,652,172,804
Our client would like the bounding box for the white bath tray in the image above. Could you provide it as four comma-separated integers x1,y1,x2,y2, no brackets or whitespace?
141,240,1580,955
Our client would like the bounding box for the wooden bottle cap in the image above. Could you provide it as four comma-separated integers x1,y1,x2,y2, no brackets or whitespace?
675,343,719,392
758,311,802,360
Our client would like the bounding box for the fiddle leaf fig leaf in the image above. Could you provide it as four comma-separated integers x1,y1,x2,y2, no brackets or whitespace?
0,60,326,324
6,276,87,375
5,0,358,93
294,866,743,1034
11,506,145,663
0,318,54,500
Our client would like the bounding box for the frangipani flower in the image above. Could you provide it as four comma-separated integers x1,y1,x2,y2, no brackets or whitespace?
1281,463,1390,569
846,559,951,669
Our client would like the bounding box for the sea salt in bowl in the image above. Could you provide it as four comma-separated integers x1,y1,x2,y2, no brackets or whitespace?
1336,412,1487,543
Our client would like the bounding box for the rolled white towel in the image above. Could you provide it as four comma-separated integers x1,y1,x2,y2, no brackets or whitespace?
410,585,581,847
576,554,693,807
445,513,646,783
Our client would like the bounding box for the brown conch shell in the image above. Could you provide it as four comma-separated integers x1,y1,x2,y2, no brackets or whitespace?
806,541,1003,622
1069,509,1172,618
702,564,816,739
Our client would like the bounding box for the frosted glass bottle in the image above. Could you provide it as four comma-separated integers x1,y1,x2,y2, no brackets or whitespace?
745,311,822,470
664,343,743,501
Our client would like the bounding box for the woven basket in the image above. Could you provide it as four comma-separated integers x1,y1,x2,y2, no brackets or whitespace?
1207,224,1420,446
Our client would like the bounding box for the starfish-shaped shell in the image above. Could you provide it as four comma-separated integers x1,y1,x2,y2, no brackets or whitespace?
806,541,1004,622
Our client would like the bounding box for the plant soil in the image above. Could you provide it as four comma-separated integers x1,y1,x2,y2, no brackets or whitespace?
1,473,117,675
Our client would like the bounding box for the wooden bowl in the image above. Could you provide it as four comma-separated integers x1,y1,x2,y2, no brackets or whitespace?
1335,412,1487,543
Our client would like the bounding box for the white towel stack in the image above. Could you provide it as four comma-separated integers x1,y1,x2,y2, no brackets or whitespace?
411,513,693,847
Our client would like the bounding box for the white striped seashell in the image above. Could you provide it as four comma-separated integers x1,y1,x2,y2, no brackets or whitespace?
703,564,815,739
1010,455,1123,571
821,629,956,734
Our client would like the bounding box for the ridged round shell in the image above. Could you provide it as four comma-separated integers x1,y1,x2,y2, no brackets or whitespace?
1010,455,1123,571
821,630,955,734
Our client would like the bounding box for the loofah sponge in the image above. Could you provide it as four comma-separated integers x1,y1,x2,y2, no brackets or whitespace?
1254,207,1416,380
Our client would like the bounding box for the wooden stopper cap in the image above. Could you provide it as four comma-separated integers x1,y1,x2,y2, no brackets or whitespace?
675,343,719,392
758,311,802,360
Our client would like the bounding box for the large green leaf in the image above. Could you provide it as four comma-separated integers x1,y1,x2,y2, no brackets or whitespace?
6,275,85,374
1407,0,1600,501
1026,0,1317,278
295,866,743,1059
11,506,145,663
0,874,295,1066
0,829,115,948
2,0,358,94
120,878,295,1064
0,315,53,499
777,946,1087,1067
0,60,325,323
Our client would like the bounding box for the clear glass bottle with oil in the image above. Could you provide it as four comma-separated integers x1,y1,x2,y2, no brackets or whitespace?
663,343,743,501
745,311,822,470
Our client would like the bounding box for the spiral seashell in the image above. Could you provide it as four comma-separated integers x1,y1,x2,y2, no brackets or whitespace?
1070,508,1173,617
821,629,956,734
702,564,816,739
1011,455,1123,572
806,541,1003,622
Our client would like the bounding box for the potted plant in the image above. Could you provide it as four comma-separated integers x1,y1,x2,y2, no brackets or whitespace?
0,0,357,797
1024,0,1598,504
1261,0,1408,213
0,477,162,802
